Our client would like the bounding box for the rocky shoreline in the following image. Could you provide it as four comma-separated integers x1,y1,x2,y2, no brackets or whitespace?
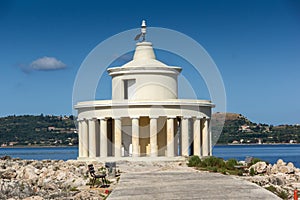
1,156,300,200
240,159,300,199
0,156,117,200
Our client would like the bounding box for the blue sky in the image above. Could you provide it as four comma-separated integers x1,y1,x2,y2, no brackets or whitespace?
0,0,299,125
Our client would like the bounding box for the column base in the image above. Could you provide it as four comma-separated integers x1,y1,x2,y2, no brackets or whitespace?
150,145,158,157
77,156,186,162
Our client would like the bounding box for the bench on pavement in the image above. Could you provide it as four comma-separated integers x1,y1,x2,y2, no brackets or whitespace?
88,164,109,188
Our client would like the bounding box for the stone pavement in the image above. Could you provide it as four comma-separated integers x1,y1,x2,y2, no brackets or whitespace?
107,161,280,200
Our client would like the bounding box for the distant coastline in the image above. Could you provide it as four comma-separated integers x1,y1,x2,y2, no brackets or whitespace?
2,143,300,148
1,114,300,147
224,143,300,146
215,143,300,146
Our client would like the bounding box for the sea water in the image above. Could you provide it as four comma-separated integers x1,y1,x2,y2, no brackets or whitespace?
213,144,300,167
0,147,77,161
0,144,299,168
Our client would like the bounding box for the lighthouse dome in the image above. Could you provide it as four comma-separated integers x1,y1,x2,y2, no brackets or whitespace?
107,41,182,100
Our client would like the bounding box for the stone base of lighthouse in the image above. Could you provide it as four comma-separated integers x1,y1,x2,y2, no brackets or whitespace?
75,100,213,161
77,156,187,162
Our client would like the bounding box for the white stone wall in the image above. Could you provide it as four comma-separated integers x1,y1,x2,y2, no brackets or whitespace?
111,73,178,100
76,100,212,120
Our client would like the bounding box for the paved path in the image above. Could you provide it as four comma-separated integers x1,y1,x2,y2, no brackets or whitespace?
107,161,280,200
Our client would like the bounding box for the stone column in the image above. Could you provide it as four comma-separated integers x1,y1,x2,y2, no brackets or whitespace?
181,117,189,156
77,120,83,158
202,118,209,156
95,119,100,157
100,118,108,158
114,118,122,157
167,117,175,157
131,117,139,157
209,118,212,156
174,118,179,156
193,117,201,156
82,119,89,157
150,117,158,157
88,118,97,158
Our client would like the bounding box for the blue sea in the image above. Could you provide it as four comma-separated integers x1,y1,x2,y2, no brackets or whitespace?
0,144,300,168
214,144,300,167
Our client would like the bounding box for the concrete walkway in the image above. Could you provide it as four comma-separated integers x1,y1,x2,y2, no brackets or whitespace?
107,161,280,200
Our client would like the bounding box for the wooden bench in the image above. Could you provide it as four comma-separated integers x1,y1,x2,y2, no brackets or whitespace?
234,165,248,170
88,164,109,188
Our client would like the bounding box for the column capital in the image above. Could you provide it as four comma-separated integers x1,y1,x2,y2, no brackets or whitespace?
130,116,140,119
97,117,107,120
193,116,202,120
167,116,177,119
86,117,97,121
77,118,84,122
182,116,191,119
149,116,159,119
113,117,122,120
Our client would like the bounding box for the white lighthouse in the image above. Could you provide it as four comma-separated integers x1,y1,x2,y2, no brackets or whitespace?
74,21,214,161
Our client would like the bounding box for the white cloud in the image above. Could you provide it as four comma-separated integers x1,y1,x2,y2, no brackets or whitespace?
30,57,66,71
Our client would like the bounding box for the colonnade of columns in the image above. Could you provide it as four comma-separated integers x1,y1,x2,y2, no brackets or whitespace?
77,116,211,159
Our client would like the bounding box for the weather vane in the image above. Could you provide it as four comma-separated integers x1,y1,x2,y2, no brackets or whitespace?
134,20,146,42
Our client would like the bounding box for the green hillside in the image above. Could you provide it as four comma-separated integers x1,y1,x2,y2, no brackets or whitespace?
0,114,77,146
0,113,299,146
213,113,300,144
